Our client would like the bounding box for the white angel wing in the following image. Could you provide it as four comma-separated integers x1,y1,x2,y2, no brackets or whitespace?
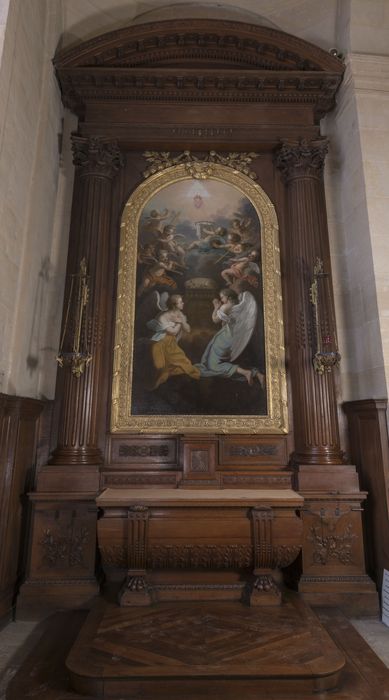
230,291,257,361
155,290,169,311
138,290,170,337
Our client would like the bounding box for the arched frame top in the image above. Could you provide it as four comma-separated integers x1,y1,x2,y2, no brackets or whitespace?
111,162,288,434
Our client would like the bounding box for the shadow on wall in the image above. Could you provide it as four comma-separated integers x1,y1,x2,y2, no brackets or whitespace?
26,256,54,376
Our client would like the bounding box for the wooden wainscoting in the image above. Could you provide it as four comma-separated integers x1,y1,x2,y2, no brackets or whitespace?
0,393,46,624
344,399,389,593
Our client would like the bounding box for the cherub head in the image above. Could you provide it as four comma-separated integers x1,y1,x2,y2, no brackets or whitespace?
162,224,175,237
167,294,184,310
142,243,155,255
227,232,241,244
219,288,239,305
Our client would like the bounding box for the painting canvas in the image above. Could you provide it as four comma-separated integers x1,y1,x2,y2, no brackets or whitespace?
112,163,287,433
132,178,265,417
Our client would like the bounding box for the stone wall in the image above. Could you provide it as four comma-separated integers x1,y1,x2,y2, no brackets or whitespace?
0,0,74,399
324,50,389,402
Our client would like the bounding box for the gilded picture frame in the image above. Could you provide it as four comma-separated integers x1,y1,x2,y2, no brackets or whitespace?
111,162,287,434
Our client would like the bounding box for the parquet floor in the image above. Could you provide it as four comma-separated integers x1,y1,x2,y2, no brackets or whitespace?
66,595,344,696
3,601,389,699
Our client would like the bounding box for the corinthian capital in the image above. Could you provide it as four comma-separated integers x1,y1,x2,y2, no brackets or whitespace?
274,138,328,182
71,135,124,178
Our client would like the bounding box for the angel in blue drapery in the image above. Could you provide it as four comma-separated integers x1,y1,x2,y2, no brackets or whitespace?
195,288,265,388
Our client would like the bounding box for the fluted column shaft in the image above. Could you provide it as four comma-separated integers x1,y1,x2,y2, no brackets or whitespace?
50,136,124,465
275,139,342,465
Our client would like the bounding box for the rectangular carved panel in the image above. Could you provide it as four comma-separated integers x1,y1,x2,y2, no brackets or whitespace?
221,472,293,489
27,498,97,580
220,436,288,467
101,471,179,488
108,436,177,467
181,439,218,485
301,499,366,577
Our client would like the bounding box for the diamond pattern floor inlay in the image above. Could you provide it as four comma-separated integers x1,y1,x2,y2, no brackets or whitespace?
69,597,341,678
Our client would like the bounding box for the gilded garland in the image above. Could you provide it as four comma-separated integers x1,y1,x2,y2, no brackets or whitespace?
111,158,287,433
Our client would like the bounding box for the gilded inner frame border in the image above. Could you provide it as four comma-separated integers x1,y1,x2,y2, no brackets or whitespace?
111,163,287,433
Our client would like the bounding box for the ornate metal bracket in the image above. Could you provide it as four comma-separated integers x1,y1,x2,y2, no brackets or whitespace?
56,258,92,377
310,258,341,374
143,150,259,180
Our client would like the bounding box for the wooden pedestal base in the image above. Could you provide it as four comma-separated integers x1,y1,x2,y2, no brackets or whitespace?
299,574,379,616
66,594,345,699
117,571,283,607
17,578,99,619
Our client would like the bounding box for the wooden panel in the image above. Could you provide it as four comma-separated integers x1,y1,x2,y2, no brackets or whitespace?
108,435,177,468
101,471,180,488
220,436,288,467
0,394,44,623
344,399,389,591
18,494,99,616
26,497,98,581
221,471,292,488
181,438,218,486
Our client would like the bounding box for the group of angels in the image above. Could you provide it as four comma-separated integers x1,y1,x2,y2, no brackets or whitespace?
137,208,261,296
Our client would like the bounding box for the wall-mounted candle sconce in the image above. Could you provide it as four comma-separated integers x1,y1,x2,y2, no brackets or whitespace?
56,258,92,377
310,258,341,374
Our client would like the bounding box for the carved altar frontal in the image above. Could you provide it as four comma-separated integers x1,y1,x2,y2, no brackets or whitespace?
97,488,303,606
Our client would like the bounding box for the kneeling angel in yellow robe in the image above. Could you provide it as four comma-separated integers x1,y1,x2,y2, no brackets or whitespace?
147,295,200,389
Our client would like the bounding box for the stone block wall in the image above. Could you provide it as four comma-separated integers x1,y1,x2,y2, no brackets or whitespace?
0,0,74,401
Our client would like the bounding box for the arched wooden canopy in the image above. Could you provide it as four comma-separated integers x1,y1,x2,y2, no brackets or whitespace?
54,18,344,148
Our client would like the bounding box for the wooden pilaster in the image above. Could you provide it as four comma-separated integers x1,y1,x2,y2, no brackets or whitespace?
50,136,124,466
275,138,343,466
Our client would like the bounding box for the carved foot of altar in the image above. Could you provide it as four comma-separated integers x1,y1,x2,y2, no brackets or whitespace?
118,574,152,606
248,574,282,606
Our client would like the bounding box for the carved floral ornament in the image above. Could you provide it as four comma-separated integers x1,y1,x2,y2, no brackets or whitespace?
100,543,301,570
143,151,259,180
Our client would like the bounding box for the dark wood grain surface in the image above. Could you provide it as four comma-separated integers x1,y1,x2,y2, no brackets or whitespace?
5,602,389,699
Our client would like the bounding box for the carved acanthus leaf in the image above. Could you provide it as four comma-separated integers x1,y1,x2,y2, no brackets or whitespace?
72,135,124,178
274,138,328,182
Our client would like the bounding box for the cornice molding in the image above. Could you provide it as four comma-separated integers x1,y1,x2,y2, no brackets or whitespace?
54,19,344,121
55,19,344,73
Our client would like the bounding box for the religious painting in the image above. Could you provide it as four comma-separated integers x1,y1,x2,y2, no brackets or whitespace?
111,162,287,433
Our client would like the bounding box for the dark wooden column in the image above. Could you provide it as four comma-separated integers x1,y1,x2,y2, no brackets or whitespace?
274,138,342,466
50,136,124,466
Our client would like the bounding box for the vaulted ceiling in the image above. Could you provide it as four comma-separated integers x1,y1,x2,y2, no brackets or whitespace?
61,0,339,52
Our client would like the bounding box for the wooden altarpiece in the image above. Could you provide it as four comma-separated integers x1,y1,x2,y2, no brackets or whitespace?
19,16,377,647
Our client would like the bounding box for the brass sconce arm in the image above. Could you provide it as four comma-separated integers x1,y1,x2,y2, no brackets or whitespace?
310,258,341,374
56,258,92,377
